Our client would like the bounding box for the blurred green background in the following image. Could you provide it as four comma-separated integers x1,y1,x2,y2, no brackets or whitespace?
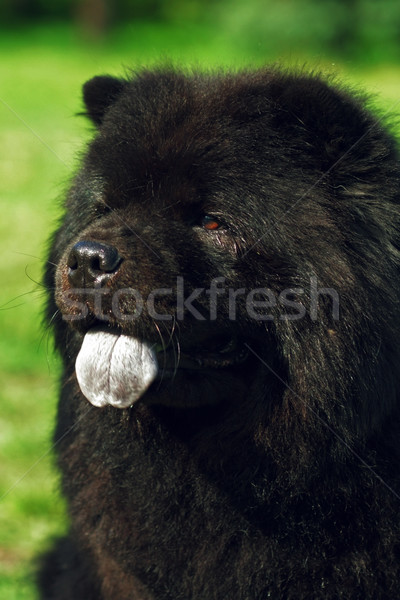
1,1,400,598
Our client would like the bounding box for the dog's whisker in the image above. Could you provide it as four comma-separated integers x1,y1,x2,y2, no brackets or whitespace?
153,320,168,386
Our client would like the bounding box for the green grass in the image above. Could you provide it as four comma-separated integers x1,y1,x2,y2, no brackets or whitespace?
1,21,400,599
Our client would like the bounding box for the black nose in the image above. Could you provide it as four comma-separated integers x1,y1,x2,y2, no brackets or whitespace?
67,241,122,288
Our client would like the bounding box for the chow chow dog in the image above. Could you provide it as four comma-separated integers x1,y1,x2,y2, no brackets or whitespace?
39,68,400,599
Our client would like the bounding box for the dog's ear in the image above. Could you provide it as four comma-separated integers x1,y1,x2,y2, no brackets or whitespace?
272,73,397,178
82,75,127,126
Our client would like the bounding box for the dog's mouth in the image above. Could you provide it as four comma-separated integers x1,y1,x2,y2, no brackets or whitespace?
154,335,248,371
75,326,249,409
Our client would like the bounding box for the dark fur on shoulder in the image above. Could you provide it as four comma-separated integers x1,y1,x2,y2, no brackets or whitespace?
39,67,400,599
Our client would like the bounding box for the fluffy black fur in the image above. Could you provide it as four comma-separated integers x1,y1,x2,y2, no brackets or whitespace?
39,68,400,599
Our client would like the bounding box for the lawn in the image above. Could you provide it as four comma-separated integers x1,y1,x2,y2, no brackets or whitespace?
1,21,400,599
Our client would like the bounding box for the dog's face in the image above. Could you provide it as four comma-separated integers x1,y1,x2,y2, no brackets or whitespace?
48,69,400,439
54,73,279,409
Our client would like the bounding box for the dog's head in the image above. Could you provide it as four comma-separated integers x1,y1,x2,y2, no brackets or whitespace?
47,68,400,446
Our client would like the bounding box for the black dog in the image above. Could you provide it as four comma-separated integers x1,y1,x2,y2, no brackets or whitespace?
40,68,400,599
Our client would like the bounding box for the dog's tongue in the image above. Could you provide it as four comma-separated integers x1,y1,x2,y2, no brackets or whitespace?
75,328,158,408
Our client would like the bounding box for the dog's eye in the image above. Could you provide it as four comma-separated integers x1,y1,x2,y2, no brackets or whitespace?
202,215,221,230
